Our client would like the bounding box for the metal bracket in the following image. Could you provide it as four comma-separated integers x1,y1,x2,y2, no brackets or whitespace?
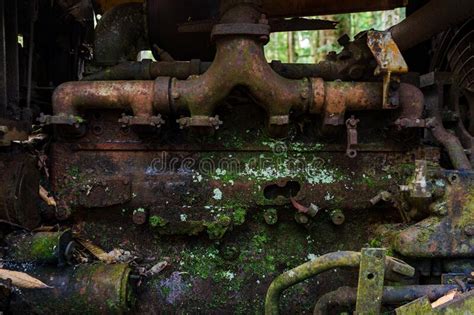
177,115,223,130
37,113,84,127
395,297,433,315
211,23,270,39
394,117,427,129
346,115,359,158
269,115,290,126
118,114,165,128
367,31,408,109
356,248,386,315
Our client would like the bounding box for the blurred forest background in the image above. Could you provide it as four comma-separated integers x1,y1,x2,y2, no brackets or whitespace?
264,8,405,63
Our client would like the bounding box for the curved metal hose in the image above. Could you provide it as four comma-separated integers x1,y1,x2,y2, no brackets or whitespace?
264,251,361,315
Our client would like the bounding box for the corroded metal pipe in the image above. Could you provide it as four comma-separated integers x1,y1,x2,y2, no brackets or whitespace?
52,78,423,132
310,80,424,125
424,84,472,170
82,60,344,81
94,3,148,65
313,285,467,315
83,60,212,81
265,252,414,315
6,230,74,266
52,79,170,117
265,251,361,315
167,37,309,120
8,263,134,314
390,0,474,51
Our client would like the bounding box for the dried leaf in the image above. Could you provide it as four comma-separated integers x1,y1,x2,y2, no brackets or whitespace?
39,185,57,207
431,290,459,308
76,238,114,264
0,269,52,289
146,261,169,277
33,225,57,233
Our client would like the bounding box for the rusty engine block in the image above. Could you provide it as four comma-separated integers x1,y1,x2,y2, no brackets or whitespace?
0,0,474,314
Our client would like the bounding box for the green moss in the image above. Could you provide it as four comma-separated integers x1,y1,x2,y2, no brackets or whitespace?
232,207,247,226
458,188,474,228
205,216,231,240
157,221,206,236
134,208,146,214
74,115,85,124
368,238,382,248
149,215,168,228
30,238,56,258
160,286,171,298
264,208,278,225
68,166,81,178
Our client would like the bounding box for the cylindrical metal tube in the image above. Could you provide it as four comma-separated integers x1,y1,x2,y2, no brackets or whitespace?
311,80,424,122
6,230,74,266
265,251,361,315
313,284,467,315
83,61,212,81
8,264,134,314
390,0,474,51
83,60,344,82
52,80,171,116
94,3,147,65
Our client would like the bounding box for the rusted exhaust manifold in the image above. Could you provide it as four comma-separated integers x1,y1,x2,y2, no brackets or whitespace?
51,75,423,137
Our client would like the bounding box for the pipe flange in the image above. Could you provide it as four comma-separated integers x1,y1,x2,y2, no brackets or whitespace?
37,113,84,127
177,115,223,130
269,115,289,126
118,114,165,128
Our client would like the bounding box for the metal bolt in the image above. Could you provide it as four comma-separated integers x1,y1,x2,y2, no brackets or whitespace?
330,209,345,225
307,204,319,217
133,209,148,225
294,212,309,225
264,208,278,225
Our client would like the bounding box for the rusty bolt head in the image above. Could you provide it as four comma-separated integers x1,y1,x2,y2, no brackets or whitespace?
264,208,278,225
330,210,345,225
294,212,309,224
56,204,72,221
133,208,148,225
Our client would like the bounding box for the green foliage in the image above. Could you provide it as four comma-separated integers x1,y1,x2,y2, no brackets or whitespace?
149,215,168,228
264,9,405,63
